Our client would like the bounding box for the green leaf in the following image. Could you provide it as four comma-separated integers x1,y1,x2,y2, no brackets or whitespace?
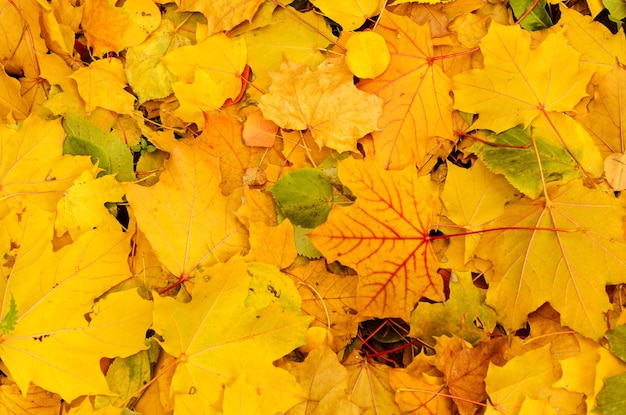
510,0,552,31
606,325,626,363
295,226,323,259
0,295,18,335
270,168,333,228
62,114,135,182
603,0,626,23
477,126,581,199
95,338,160,409
596,373,626,415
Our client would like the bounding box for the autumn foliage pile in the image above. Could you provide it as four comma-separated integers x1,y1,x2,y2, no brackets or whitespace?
1,0,626,413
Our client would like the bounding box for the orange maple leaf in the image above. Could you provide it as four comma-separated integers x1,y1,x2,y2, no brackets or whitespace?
309,157,444,320
358,11,455,169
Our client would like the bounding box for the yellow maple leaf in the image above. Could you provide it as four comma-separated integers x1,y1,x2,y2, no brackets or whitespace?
70,58,136,115
476,180,626,340
124,141,249,284
259,57,383,153
287,346,360,414
485,345,559,414
0,115,93,218
55,171,125,240
152,256,311,414
309,157,444,320
0,205,152,401
161,32,246,102
170,69,226,127
81,0,161,56
241,6,336,99
245,219,297,269
453,23,594,134
358,12,454,169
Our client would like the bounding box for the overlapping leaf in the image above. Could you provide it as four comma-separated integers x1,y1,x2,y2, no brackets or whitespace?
0,205,152,401
476,180,626,339
309,157,444,319
152,256,312,414
124,141,248,281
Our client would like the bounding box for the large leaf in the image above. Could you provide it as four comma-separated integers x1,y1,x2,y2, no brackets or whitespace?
476,180,626,340
124,141,248,281
152,256,312,414
0,205,152,401
309,157,444,319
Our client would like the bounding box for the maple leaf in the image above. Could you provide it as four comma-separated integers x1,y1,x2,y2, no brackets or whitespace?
55,171,125,240
245,219,298,269
241,6,337,98
309,156,444,320
485,344,559,414
70,58,136,115
259,57,383,153
0,115,93,218
434,336,508,415
124,141,249,284
453,23,593,134
0,205,152,401
81,0,160,56
287,345,360,414
358,11,455,169
152,256,312,414
476,180,626,340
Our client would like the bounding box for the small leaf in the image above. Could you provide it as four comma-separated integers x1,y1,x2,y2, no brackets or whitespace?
345,31,390,79
270,168,333,228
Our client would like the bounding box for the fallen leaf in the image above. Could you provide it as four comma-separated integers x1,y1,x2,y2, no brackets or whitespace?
287,346,360,415
485,344,559,415
0,115,92,218
245,219,298,269
358,11,455,169
124,141,249,282
410,272,498,344
70,58,136,115
173,0,264,35
55,171,125,240
152,256,312,414
453,23,593,134
345,31,390,79
81,0,160,56
310,0,386,31
309,157,444,320
476,180,626,340
0,205,152,401
0,65,29,123
259,57,383,153
242,6,336,97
